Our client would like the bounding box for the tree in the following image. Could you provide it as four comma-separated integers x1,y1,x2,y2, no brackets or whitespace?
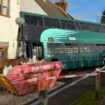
101,10,105,23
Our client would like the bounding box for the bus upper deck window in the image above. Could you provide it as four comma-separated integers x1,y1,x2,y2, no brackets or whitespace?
80,23,92,31
100,26,105,33
75,22,80,30
61,20,75,30
44,18,60,28
92,24,101,32
25,15,43,26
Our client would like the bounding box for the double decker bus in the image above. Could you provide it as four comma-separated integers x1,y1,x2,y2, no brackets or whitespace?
18,12,105,69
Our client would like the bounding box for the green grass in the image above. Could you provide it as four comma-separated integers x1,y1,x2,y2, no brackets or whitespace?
70,87,105,105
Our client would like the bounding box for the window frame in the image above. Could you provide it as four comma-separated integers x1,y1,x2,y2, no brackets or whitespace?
0,45,8,59
61,20,76,30
44,18,61,28
0,0,10,17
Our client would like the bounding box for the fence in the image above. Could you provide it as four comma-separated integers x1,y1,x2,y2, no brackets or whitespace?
38,66,105,105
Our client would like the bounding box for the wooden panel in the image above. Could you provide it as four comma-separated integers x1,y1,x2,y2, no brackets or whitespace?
0,58,29,71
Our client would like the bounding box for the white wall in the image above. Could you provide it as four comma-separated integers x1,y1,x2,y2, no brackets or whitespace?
0,1,20,59
20,0,47,15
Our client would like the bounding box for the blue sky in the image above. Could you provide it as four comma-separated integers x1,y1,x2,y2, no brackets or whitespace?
50,0,105,23
68,0,105,23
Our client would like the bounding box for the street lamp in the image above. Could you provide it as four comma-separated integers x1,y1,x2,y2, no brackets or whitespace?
15,17,26,58
15,17,25,26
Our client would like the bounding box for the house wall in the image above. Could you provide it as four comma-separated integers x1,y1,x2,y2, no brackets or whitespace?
20,0,47,15
0,1,20,59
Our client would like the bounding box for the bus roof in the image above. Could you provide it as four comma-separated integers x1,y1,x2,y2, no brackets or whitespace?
21,11,105,26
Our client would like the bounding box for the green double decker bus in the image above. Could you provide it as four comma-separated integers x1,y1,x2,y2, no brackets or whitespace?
18,12,105,69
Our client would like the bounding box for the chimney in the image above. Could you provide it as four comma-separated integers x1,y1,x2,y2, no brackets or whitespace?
55,0,68,12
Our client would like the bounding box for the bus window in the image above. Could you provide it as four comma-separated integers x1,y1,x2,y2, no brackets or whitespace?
75,21,80,30
65,47,70,53
60,47,64,54
25,15,43,26
73,47,78,53
64,44,77,54
92,24,101,32
96,45,104,53
79,47,84,53
101,45,105,52
44,18,61,28
89,46,96,53
80,22,92,32
103,26,105,33
84,47,90,53
68,48,71,53
64,48,68,53
47,43,64,54
100,26,105,33
69,48,73,53
61,20,75,30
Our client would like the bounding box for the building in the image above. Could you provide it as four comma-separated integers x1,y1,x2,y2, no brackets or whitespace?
0,0,20,59
0,0,72,59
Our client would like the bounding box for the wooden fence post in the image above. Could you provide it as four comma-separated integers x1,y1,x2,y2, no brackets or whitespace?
95,68,101,102
39,90,48,105
96,68,100,90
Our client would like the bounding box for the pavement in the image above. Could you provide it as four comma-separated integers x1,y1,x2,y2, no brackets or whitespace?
0,81,64,105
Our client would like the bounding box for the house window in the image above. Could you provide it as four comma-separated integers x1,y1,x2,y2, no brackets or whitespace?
0,46,8,59
0,0,10,16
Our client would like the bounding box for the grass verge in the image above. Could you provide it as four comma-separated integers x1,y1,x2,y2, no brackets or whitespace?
70,87,105,105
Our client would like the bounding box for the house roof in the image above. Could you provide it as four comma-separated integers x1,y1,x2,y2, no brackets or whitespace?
35,0,73,19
